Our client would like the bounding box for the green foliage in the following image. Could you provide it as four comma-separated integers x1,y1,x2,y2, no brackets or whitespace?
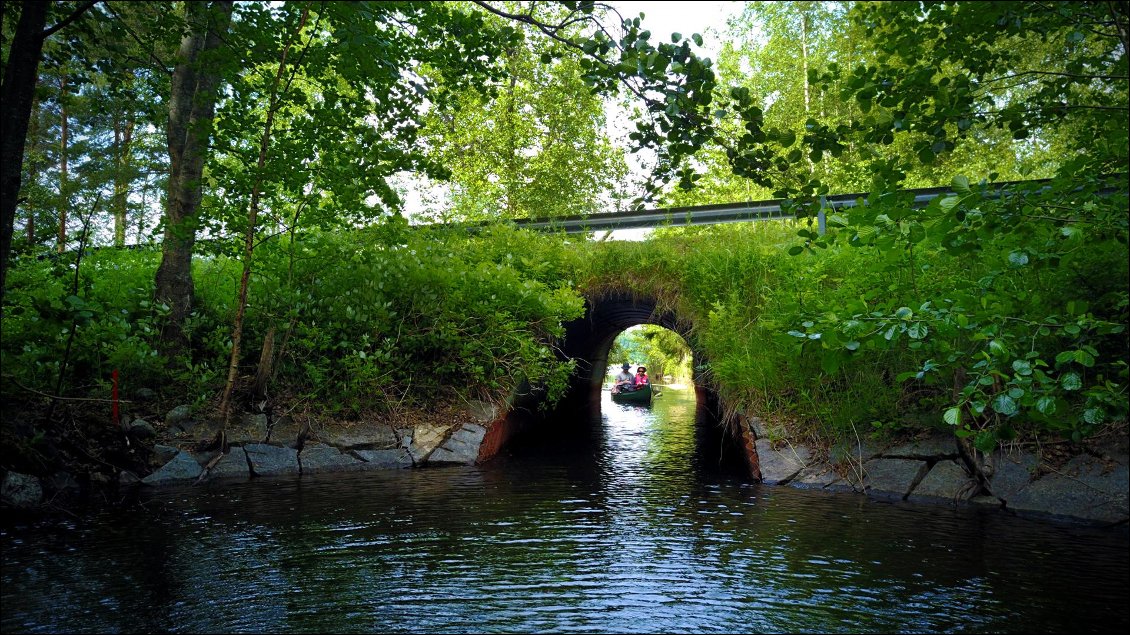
628,1,1129,446
254,225,584,412
0,247,171,398
416,5,630,221
1,225,585,416
3,0,1126,453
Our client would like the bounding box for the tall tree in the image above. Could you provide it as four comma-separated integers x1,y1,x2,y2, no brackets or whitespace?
152,0,232,353
418,6,629,221
0,0,96,299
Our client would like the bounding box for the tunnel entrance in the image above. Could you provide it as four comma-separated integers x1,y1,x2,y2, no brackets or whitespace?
501,292,747,475
553,291,714,414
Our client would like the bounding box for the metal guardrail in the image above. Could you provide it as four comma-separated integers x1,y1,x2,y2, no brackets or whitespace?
483,179,1070,235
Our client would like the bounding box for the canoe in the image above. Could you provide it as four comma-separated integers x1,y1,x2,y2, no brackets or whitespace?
611,383,652,405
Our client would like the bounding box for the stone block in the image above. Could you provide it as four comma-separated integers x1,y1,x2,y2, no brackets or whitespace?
226,414,269,445
450,423,487,446
883,435,959,459
409,424,451,459
747,415,781,441
829,437,884,467
985,451,1037,501
907,459,975,505
265,415,311,448
755,439,811,485
429,428,484,465
300,444,369,474
1007,454,1129,523
861,457,929,500
792,462,840,489
142,450,202,485
244,443,299,477
354,449,413,469
206,449,251,480
325,423,400,449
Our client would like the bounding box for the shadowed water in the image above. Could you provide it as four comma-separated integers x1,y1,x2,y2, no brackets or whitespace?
2,388,1127,633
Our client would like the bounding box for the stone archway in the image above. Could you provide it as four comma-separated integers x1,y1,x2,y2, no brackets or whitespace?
550,290,715,413
483,290,734,465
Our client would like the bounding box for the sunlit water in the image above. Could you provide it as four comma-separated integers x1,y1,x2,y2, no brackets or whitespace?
3,388,1127,633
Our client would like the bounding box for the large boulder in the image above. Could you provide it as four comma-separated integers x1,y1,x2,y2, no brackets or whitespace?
1,472,43,508
127,418,156,441
164,405,195,432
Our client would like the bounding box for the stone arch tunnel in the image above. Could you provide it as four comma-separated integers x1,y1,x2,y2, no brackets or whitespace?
510,291,721,421
481,289,753,474
563,292,708,403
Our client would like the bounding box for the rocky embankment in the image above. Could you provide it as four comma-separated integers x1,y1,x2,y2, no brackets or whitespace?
735,414,1129,526
2,401,1127,528
0,400,512,510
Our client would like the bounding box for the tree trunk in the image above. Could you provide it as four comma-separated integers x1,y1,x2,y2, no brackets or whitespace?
25,98,42,245
112,114,135,247
154,0,233,354
0,1,50,299
57,73,68,253
251,325,276,403
800,9,814,178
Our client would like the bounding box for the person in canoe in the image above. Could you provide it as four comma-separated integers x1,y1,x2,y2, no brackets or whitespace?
612,362,636,394
634,366,649,387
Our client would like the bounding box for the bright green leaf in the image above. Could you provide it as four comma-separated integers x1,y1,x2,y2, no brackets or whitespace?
993,394,1018,416
943,406,961,426
1061,372,1082,390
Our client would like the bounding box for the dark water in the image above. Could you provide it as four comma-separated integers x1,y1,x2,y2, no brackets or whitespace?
2,388,1127,634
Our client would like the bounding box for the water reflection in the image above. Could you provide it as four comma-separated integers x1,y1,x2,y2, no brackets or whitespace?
2,387,1127,633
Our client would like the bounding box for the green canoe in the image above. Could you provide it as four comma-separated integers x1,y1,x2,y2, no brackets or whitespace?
611,383,652,405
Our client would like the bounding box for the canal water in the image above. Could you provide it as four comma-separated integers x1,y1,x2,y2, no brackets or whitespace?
2,387,1127,633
